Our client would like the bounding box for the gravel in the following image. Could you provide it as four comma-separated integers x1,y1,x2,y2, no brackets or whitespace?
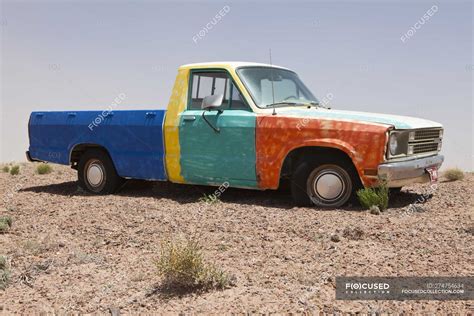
0,163,472,313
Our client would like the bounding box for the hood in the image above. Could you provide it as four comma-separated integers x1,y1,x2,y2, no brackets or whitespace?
274,107,443,129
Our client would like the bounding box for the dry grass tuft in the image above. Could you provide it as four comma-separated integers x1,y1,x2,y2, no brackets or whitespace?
156,237,232,292
443,168,464,181
0,216,12,233
36,163,53,175
9,165,20,176
0,256,10,290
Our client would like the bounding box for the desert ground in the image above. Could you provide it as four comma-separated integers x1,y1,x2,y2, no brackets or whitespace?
0,162,472,314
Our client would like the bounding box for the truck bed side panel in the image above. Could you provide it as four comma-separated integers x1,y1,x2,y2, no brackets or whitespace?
28,110,167,181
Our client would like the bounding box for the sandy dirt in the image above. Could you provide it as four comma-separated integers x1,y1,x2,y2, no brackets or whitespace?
0,162,473,314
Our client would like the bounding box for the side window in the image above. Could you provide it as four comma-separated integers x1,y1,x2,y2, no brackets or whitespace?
189,72,230,110
189,71,250,111
229,83,249,110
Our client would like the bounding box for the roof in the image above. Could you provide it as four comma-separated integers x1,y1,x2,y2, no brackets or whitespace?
179,61,291,71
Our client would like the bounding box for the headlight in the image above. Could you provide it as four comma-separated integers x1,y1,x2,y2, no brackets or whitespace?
387,131,408,157
389,133,399,155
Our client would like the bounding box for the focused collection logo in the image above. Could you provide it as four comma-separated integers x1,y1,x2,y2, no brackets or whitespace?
336,277,473,301
344,282,390,294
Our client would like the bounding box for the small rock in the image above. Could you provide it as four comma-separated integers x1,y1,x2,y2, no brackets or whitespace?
369,205,381,215
330,234,340,242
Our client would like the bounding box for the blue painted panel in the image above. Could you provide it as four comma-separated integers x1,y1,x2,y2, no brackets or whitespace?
28,110,167,180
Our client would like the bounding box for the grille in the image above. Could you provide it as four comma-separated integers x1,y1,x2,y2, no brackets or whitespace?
414,129,441,141
413,142,439,154
408,128,443,156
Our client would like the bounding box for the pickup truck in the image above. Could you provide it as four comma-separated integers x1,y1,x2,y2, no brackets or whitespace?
27,62,444,207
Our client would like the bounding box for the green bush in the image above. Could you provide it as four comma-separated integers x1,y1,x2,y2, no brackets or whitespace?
0,216,12,233
443,168,464,181
36,163,52,175
357,183,389,211
0,216,12,227
9,165,20,175
1,165,9,173
156,238,231,291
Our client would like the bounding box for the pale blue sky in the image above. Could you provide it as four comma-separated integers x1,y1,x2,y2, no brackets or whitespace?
1,0,472,170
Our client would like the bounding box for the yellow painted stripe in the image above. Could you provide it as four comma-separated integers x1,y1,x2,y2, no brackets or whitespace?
164,68,189,183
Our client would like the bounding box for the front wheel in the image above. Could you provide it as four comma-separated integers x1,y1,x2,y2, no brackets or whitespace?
78,149,123,194
291,162,355,208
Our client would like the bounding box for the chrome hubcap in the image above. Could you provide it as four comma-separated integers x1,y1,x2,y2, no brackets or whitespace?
87,163,104,187
314,172,344,201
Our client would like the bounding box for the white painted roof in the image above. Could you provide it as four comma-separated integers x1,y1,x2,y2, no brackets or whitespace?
179,61,292,71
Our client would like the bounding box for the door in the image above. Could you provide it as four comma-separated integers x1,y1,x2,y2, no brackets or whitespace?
179,70,258,188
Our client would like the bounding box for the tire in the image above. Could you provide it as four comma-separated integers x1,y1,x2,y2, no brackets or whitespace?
291,159,359,208
389,187,402,195
78,149,123,194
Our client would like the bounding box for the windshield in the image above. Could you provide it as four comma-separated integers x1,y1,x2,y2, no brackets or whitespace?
236,67,319,108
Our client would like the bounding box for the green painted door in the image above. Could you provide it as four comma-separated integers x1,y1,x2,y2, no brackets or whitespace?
179,70,257,188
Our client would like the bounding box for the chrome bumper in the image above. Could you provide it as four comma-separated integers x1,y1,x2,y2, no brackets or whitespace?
378,154,444,188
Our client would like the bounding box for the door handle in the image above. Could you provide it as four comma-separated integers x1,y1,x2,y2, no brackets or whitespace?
182,115,196,122
146,112,156,117
67,112,76,117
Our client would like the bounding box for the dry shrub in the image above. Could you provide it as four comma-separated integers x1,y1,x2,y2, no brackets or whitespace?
36,163,52,175
0,256,10,290
443,168,464,181
0,216,12,233
9,165,20,176
156,237,232,292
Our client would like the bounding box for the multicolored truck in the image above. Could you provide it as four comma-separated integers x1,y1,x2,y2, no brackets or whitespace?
27,62,444,207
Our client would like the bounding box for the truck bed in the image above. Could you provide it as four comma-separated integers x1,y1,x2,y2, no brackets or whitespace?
28,110,167,180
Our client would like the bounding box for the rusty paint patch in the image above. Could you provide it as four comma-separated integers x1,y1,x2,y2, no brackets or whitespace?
256,115,389,189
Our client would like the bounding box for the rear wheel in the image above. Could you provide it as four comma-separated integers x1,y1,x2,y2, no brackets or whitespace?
78,149,123,194
291,159,359,208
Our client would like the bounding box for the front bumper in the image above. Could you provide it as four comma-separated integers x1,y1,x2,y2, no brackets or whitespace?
378,154,444,188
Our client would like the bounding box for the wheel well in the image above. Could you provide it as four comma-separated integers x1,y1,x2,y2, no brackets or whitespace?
70,144,109,169
279,146,361,187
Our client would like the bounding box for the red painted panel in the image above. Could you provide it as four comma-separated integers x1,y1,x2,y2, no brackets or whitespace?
255,115,389,189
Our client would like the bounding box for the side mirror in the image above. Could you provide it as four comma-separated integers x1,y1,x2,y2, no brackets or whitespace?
201,94,223,111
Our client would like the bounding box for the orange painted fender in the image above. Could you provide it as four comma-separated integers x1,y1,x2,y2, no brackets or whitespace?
255,115,389,189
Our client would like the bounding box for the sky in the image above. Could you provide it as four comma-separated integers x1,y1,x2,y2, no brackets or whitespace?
0,0,472,170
